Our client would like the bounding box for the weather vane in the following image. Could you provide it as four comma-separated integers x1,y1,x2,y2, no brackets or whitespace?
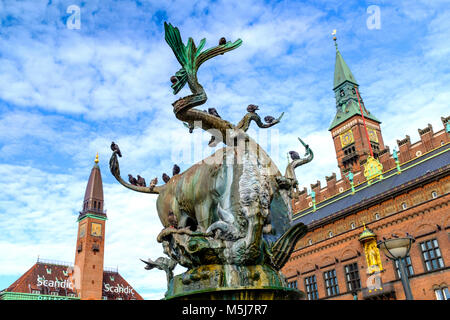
332,29,338,49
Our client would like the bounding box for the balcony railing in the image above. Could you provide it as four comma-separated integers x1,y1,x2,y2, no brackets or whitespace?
79,207,107,215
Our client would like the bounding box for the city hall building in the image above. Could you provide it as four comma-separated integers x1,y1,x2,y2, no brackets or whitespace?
282,39,450,300
0,156,143,300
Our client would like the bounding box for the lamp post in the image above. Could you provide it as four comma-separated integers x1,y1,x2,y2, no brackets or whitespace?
377,236,414,300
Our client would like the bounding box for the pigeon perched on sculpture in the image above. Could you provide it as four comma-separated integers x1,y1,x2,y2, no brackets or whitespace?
162,173,171,183
289,150,300,160
110,141,122,157
149,177,158,190
128,174,138,186
264,116,276,124
208,108,221,118
172,164,180,176
137,175,146,187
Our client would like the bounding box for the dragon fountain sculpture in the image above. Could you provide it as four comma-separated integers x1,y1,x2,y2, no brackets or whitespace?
109,22,313,299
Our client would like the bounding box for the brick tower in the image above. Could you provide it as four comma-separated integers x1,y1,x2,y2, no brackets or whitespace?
73,153,107,300
329,38,385,177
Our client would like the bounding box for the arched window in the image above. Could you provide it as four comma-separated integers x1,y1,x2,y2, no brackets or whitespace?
435,286,449,300
401,202,407,210
374,213,380,220
328,231,333,238
431,191,438,199
350,222,356,230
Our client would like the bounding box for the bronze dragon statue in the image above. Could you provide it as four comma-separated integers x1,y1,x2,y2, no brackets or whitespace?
109,23,313,299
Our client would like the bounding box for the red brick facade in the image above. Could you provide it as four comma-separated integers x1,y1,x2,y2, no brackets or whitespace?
283,112,450,300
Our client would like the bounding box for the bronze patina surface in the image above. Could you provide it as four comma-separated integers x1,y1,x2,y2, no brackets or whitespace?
109,23,313,300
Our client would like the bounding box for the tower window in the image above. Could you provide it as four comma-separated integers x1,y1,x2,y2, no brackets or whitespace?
94,201,97,209
340,89,345,97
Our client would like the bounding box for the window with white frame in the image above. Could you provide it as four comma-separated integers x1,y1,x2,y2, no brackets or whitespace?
435,287,449,300
420,239,445,271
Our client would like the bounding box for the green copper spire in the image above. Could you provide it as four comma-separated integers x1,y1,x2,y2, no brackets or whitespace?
333,44,358,90
329,36,380,131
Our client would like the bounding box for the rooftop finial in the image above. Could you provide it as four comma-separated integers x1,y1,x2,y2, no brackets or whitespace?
95,152,99,164
332,29,338,50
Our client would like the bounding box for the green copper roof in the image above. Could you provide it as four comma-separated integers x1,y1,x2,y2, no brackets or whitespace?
329,42,380,131
329,99,380,130
334,49,358,89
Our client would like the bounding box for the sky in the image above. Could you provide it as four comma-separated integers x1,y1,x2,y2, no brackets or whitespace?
0,0,449,299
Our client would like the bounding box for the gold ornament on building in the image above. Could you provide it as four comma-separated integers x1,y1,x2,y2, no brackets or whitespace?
340,129,354,148
363,156,383,184
359,224,383,275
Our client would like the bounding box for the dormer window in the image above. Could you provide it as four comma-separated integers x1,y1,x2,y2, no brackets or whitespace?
340,89,345,97
352,87,356,94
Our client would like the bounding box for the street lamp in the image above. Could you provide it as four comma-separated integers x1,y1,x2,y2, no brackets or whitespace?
377,236,415,300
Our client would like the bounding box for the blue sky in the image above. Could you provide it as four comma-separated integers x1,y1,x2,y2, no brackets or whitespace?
0,0,449,299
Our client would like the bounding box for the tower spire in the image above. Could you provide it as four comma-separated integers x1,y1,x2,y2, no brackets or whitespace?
328,36,385,176
74,156,107,300
81,154,105,218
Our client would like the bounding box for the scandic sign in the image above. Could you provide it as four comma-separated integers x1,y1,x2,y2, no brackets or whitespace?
36,276,134,295
104,283,134,294
37,276,74,289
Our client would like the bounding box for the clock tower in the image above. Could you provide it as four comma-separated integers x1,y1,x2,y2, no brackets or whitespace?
73,154,107,300
328,37,385,176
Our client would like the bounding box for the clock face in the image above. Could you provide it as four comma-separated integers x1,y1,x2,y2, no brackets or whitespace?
91,222,102,237
79,223,86,238
340,129,354,148
367,128,378,142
